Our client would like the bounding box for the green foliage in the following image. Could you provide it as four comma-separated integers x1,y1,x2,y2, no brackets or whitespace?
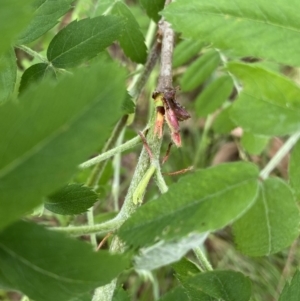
212,105,236,134
119,162,259,247
229,62,300,136
0,221,128,301
233,178,299,256
163,0,300,66
111,1,147,64
180,50,220,92
195,75,233,117
0,61,126,230
0,0,34,56
17,0,74,44
182,271,252,301
2,1,300,300
173,39,204,68
241,132,269,155
0,49,17,102
279,270,300,301
19,63,56,93
47,16,125,68
45,184,98,215
139,0,165,22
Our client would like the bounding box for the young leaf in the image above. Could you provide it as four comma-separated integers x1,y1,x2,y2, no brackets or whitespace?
0,1,34,56
163,0,300,66
180,50,220,92
173,39,204,68
212,105,236,134
0,221,129,301
19,63,56,94
241,132,269,155
45,184,98,215
233,178,299,256
111,1,147,64
119,162,259,247
17,0,74,44
0,60,126,230
47,16,125,68
195,75,233,117
0,49,17,102
289,141,300,199
134,233,207,271
229,62,300,136
183,271,252,301
139,0,165,22
279,270,300,301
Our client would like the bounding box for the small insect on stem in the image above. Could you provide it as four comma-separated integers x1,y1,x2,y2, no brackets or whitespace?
152,87,190,147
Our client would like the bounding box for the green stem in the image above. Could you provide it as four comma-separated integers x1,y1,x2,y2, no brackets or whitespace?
194,247,213,272
16,45,49,64
52,215,124,235
79,133,142,169
260,131,300,179
193,114,214,167
86,115,128,188
112,129,125,211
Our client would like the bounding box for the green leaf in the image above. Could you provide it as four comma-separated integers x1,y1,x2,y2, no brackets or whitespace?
0,60,126,230
47,16,125,68
173,258,216,301
45,184,98,215
122,92,135,114
119,162,259,247
212,105,236,134
180,50,220,92
163,0,300,66
233,178,299,256
289,141,300,199
241,132,269,155
158,286,190,301
111,1,147,64
0,49,17,102
195,75,233,117
134,233,207,271
139,0,165,22
17,0,74,44
0,1,34,56
173,39,204,68
279,270,300,301
19,63,56,94
0,221,128,301
229,62,300,136
183,271,252,301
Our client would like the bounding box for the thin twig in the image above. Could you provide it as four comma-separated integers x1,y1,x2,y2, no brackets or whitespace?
16,45,49,64
260,132,300,179
79,133,143,169
92,3,175,300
